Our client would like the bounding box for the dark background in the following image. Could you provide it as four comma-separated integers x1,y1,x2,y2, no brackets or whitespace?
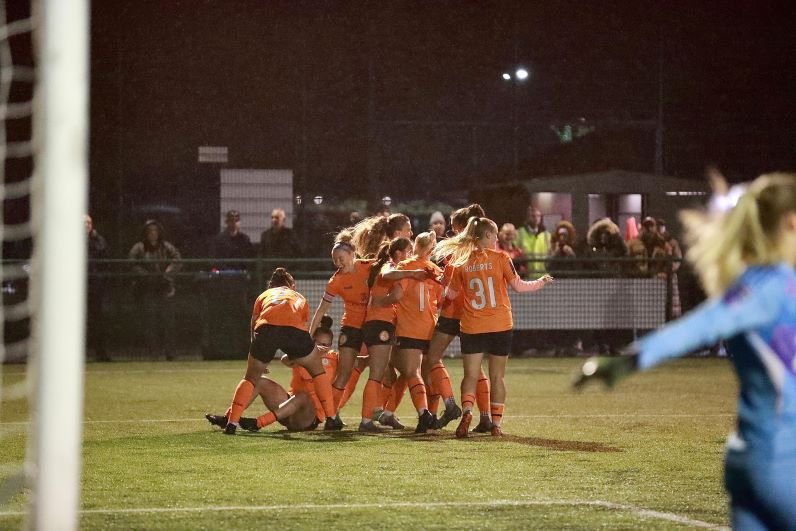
83,1,796,253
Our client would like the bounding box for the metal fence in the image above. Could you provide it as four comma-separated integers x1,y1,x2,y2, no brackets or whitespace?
5,256,704,361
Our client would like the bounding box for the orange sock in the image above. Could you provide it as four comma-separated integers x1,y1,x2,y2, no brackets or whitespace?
427,392,441,415
490,402,504,427
224,406,231,418
311,372,337,418
430,362,454,400
228,379,255,424
361,378,383,420
476,370,490,414
379,377,393,408
386,375,408,412
256,411,277,428
407,376,428,413
332,385,345,411
339,365,364,410
461,392,476,413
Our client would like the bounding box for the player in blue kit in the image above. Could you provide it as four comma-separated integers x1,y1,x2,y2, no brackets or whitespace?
575,172,796,530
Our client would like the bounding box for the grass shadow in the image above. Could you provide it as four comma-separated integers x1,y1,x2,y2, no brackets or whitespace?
400,430,623,452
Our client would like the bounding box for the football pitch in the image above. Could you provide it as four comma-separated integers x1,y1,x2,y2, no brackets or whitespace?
1,358,734,529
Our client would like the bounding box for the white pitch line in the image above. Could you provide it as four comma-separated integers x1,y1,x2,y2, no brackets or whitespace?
0,499,727,529
0,412,734,427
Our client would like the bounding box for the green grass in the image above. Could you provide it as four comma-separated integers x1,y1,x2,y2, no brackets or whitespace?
1,358,735,529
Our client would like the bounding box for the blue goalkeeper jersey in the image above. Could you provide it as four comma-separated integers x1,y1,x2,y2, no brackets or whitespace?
636,263,796,459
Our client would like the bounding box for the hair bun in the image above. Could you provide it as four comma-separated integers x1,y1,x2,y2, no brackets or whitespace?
320,314,333,329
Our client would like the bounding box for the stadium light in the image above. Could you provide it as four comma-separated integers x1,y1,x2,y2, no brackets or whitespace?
313,195,323,205
501,65,532,177
381,195,392,206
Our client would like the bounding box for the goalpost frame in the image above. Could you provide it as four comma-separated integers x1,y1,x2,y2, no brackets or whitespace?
28,0,89,528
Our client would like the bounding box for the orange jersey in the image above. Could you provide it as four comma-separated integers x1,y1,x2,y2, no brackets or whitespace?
394,258,443,340
449,248,518,334
365,262,397,324
440,260,466,319
322,260,373,328
290,349,338,395
252,286,309,331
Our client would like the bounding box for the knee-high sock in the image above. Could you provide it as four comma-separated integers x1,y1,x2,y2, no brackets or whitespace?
229,379,255,424
461,392,476,414
386,375,408,412
339,365,364,410
256,411,278,429
379,377,393,409
332,385,346,411
430,362,454,401
427,390,441,415
490,402,505,427
310,371,337,418
407,376,428,414
476,369,490,414
361,378,383,421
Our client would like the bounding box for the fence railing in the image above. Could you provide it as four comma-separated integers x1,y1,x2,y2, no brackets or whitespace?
3,256,700,361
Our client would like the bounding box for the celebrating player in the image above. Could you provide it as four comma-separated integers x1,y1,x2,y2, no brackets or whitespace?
206,316,339,432
436,217,553,437
380,232,444,433
427,204,491,431
216,267,337,435
357,237,413,431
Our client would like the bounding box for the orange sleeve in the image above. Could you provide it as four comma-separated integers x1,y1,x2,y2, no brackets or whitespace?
501,251,519,284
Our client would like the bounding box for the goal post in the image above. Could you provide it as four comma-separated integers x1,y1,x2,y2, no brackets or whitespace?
27,0,89,528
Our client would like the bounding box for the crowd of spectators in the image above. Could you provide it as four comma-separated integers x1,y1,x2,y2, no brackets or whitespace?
84,202,684,361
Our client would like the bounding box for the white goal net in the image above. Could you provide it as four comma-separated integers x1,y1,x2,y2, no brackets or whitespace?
1,0,88,529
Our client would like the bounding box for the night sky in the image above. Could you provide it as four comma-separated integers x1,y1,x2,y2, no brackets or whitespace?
87,0,795,248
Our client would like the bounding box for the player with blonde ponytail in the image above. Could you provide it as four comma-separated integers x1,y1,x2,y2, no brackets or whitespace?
440,217,553,437
577,172,796,529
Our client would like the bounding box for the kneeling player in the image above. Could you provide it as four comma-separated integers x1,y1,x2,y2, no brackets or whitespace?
214,267,337,434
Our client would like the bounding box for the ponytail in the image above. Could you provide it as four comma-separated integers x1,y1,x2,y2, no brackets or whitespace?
368,240,393,288
433,216,497,267
367,237,412,288
681,172,796,296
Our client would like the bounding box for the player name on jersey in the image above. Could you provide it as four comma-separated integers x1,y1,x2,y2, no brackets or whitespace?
464,262,494,273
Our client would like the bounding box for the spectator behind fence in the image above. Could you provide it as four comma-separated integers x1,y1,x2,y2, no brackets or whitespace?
204,209,253,359
657,217,682,317
260,208,301,260
548,220,579,275
210,209,253,270
515,206,550,279
586,217,627,273
497,223,527,278
128,219,182,360
429,211,446,239
624,217,639,242
627,217,671,278
86,214,110,362
585,217,631,354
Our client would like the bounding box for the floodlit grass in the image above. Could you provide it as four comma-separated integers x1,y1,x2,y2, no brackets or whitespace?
1,358,735,529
